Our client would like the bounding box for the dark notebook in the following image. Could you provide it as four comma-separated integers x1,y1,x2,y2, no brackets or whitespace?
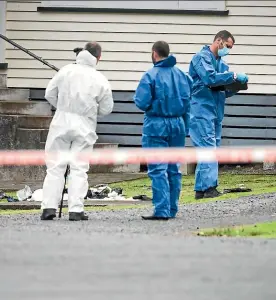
210,81,248,92
225,81,248,92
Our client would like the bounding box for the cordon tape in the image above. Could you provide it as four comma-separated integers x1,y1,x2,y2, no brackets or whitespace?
0,146,275,166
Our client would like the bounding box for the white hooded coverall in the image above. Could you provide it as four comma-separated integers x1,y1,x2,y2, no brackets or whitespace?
41,50,114,213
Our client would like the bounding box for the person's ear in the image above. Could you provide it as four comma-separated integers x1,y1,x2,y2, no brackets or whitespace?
96,55,101,64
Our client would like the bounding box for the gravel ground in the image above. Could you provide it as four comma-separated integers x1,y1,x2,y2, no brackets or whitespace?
1,193,276,300
1,193,276,235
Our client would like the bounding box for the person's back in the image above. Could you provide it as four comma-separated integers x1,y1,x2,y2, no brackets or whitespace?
134,41,192,220
41,42,114,222
46,49,113,141
141,56,191,116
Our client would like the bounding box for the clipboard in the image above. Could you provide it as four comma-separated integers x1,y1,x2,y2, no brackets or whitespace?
210,81,248,92
225,81,248,92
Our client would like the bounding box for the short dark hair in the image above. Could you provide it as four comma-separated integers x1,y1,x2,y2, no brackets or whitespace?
214,30,235,44
84,42,102,59
73,47,83,56
152,41,170,58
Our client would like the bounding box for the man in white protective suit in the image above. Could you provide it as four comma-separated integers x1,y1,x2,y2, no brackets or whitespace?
40,42,114,221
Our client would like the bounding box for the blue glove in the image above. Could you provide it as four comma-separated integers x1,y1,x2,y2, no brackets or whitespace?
236,73,249,84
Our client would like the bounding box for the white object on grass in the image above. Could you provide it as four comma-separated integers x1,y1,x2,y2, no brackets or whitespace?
16,185,32,201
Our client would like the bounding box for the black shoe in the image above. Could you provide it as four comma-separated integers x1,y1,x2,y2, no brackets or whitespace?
41,208,56,220
142,215,169,221
195,191,205,200
204,187,222,199
69,212,89,221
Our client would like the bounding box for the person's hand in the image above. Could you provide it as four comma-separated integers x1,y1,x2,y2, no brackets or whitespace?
236,73,249,84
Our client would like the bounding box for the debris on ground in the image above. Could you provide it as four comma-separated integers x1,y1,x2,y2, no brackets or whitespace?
85,184,133,201
223,184,252,194
30,189,43,202
8,184,137,203
0,190,18,202
133,195,152,201
223,187,252,194
16,185,32,201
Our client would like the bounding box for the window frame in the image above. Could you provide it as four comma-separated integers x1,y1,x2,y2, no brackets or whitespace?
38,0,228,15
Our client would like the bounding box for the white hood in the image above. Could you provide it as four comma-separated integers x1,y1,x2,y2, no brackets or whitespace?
76,50,97,68
45,48,113,120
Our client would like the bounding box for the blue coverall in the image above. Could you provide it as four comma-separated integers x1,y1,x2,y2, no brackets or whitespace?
189,45,236,192
134,55,193,218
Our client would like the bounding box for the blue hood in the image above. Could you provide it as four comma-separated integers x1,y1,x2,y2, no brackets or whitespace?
134,52,192,120
154,55,176,68
201,45,218,61
201,45,213,56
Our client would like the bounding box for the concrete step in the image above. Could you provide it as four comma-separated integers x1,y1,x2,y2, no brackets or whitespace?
1,115,52,129
17,128,120,150
0,151,140,182
0,74,6,88
0,88,30,101
40,140,139,173
17,115,52,129
39,142,119,150
0,101,52,116
89,163,140,173
16,128,46,149
0,115,48,150
0,173,147,191
0,160,140,182
0,165,47,182
15,128,138,175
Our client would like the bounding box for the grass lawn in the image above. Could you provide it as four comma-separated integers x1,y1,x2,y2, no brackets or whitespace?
109,173,276,205
197,221,276,238
0,173,275,215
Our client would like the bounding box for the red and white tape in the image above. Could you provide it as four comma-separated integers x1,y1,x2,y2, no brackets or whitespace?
0,147,275,166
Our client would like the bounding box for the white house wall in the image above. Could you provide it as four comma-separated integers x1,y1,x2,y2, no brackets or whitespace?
4,0,276,93
0,1,6,64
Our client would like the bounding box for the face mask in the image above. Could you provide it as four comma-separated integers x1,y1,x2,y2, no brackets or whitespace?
218,46,230,57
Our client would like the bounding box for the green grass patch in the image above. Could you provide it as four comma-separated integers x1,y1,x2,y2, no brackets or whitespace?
1,173,275,215
109,174,276,205
197,221,276,238
0,209,40,215
0,204,147,215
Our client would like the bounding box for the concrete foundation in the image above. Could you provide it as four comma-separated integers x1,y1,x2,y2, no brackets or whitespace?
0,88,30,101
0,101,52,116
0,74,6,88
17,115,52,129
0,95,142,180
0,165,47,182
16,128,45,149
0,164,140,182
0,115,18,150
89,163,140,174
0,114,140,180
180,163,196,175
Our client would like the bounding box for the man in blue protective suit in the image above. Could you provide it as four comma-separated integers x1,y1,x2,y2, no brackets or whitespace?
134,41,193,221
189,30,249,200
